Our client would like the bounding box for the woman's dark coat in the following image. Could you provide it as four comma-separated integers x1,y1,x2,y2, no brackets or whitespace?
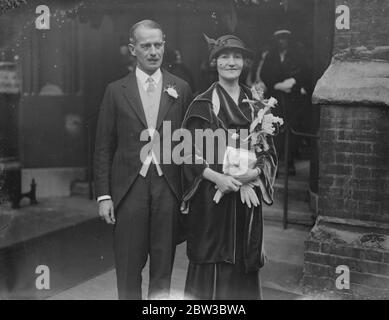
181,82,278,273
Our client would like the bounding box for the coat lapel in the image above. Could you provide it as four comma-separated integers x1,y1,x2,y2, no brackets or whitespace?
121,72,148,128
156,70,175,131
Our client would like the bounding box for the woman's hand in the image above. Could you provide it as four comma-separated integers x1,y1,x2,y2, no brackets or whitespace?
213,174,242,204
203,168,242,194
274,78,296,93
203,168,241,204
240,185,260,208
214,173,242,194
232,168,260,185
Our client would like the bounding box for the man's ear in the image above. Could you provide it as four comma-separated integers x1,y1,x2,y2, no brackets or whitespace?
128,44,136,57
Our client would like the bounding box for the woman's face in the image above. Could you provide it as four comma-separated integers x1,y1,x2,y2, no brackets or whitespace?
216,50,244,82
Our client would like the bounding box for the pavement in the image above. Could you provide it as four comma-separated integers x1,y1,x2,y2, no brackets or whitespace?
0,159,313,300
49,221,309,300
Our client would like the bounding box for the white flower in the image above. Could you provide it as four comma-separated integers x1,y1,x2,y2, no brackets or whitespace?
231,133,240,140
265,97,278,107
261,114,284,135
261,121,276,135
245,86,284,153
251,86,264,101
256,108,267,122
250,108,267,133
164,85,178,99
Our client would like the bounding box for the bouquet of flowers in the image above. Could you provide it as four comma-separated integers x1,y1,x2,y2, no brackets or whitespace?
244,87,284,153
213,86,283,203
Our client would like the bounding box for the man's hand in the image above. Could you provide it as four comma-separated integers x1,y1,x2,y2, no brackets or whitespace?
240,185,259,208
99,199,115,225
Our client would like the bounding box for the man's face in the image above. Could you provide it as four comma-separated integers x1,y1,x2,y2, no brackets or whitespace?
129,26,165,75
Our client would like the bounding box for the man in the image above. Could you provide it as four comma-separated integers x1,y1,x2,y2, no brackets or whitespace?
260,29,310,176
94,20,192,300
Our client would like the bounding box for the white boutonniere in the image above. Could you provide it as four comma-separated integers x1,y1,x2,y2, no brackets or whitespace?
164,85,179,99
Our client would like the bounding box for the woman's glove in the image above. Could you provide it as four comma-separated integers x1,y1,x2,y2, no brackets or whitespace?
240,184,260,208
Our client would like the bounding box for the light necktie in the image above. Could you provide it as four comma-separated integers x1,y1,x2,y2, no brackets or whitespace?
146,77,156,93
140,78,163,178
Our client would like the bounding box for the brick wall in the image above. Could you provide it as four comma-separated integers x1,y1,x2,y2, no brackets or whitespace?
335,0,389,53
319,105,389,222
303,0,389,299
303,103,389,298
304,233,389,299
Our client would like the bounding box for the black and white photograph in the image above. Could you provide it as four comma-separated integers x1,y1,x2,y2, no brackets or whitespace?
0,0,388,304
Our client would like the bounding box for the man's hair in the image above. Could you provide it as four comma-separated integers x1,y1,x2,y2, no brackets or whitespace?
129,19,165,45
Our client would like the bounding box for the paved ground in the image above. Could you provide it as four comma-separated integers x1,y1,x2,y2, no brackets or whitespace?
1,194,310,300
49,238,304,300
0,160,312,300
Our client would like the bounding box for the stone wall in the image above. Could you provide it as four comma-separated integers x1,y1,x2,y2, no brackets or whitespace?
303,0,389,299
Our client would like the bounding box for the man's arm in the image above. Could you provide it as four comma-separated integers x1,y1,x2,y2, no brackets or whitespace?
97,195,111,202
94,84,116,197
94,84,117,224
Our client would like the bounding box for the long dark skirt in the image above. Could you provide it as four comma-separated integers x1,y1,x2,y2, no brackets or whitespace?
184,198,262,300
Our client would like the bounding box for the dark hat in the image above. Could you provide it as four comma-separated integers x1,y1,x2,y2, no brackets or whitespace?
204,34,253,60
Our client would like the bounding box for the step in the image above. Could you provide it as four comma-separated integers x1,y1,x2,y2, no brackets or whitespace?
262,285,304,300
277,160,310,180
263,196,316,227
274,159,311,202
261,221,310,296
261,261,304,297
0,197,114,299
274,178,310,202
71,181,92,198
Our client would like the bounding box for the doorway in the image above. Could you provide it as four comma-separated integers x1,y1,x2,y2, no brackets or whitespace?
77,0,335,220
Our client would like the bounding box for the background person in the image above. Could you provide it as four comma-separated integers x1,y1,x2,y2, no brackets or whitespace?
260,29,310,175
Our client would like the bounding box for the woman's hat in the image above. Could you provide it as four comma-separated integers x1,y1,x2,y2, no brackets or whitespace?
204,34,253,60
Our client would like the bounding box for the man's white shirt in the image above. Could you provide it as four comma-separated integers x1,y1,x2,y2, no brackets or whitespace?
136,67,162,91
97,67,162,203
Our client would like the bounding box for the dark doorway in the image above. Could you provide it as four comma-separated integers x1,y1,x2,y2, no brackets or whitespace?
77,0,335,97
76,0,335,199
0,0,335,200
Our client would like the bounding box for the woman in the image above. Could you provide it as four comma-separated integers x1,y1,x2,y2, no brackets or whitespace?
181,35,278,300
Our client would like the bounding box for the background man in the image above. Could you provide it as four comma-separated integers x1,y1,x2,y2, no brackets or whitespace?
94,19,192,300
